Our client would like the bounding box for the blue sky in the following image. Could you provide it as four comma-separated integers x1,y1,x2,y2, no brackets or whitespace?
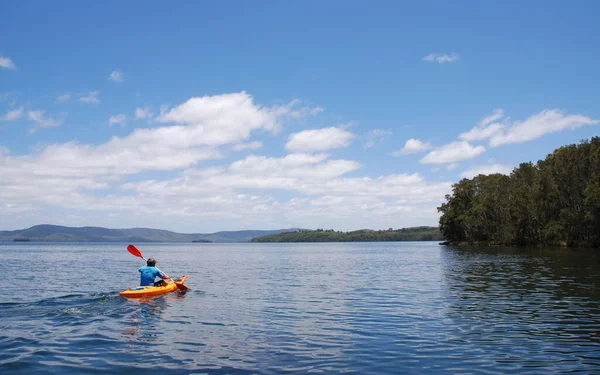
1,1,599,232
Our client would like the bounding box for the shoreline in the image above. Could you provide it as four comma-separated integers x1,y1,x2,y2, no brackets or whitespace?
439,241,599,250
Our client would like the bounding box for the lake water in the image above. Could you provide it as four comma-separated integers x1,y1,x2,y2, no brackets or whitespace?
1,242,599,374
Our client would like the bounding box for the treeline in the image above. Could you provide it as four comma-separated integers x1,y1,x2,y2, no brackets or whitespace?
438,137,600,248
250,226,444,242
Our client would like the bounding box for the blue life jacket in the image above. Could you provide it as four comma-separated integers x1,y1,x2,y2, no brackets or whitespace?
138,266,165,286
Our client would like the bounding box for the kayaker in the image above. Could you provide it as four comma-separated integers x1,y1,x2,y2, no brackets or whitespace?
139,258,170,287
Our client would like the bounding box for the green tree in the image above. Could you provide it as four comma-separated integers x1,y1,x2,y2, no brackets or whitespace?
438,137,600,248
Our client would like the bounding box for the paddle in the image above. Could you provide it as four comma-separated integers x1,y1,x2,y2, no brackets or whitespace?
126,244,189,291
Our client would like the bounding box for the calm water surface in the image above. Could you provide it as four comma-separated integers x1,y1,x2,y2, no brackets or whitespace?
1,242,599,374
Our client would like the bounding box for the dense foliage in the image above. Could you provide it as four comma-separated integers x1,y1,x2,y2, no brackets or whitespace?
250,227,444,242
438,137,600,248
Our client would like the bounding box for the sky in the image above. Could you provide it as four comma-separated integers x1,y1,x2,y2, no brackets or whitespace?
1,1,599,233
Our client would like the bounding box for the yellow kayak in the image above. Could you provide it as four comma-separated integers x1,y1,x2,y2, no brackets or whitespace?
119,276,187,298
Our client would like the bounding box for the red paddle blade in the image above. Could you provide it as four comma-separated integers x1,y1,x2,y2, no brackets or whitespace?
174,276,189,291
127,244,143,259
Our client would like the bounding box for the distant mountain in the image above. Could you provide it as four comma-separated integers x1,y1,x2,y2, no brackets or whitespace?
0,225,300,243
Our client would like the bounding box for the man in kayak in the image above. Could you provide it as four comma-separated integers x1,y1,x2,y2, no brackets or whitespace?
139,258,170,287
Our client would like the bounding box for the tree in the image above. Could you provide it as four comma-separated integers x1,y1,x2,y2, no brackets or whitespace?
438,137,600,248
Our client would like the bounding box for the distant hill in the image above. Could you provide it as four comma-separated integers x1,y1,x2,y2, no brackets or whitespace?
0,225,300,243
250,226,444,242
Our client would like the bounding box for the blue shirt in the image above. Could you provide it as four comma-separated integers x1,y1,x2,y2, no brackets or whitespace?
138,266,165,286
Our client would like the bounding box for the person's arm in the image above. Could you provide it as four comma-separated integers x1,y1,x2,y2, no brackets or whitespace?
156,267,170,280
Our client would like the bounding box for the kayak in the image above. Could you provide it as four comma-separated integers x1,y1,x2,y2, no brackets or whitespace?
119,276,187,298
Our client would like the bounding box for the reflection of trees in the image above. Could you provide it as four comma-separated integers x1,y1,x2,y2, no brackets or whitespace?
440,246,600,369
442,246,600,299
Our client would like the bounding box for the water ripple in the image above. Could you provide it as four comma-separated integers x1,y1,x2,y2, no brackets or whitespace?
1,242,599,374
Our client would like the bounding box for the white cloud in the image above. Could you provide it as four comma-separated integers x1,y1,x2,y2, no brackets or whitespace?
109,114,127,127
156,92,316,147
459,109,507,142
423,53,459,64
286,127,355,152
446,163,458,171
420,141,485,164
284,101,324,118
459,123,504,142
159,104,169,116
1,107,23,121
233,141,263,151
56,93,72,103
0,152,450,232
225,153,360,183
364,129,392,148
109,70,123,83
460,109,599,147
478,109,505,127
310,107,325,116
0,91,456,232
169,156,441,201
489,109,599,147
79,91,100,104
392,138,433,156
1,92,314,187
217,154,360,191
0,56,16,69
134,107,153,120
28,110,63,128
0,133,222,189
460,164,513,179
0,137,452,232
111,155,450,231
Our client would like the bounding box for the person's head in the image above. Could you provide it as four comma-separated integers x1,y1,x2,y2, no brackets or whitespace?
147,258,157,267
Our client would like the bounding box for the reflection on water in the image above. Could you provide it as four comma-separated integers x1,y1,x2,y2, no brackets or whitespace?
122,292,189,342
1,242,599,374
441,246,600,373
122,299,165,342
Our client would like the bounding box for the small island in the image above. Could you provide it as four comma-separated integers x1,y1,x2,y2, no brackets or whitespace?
438,137,600,248
250,226,444,242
